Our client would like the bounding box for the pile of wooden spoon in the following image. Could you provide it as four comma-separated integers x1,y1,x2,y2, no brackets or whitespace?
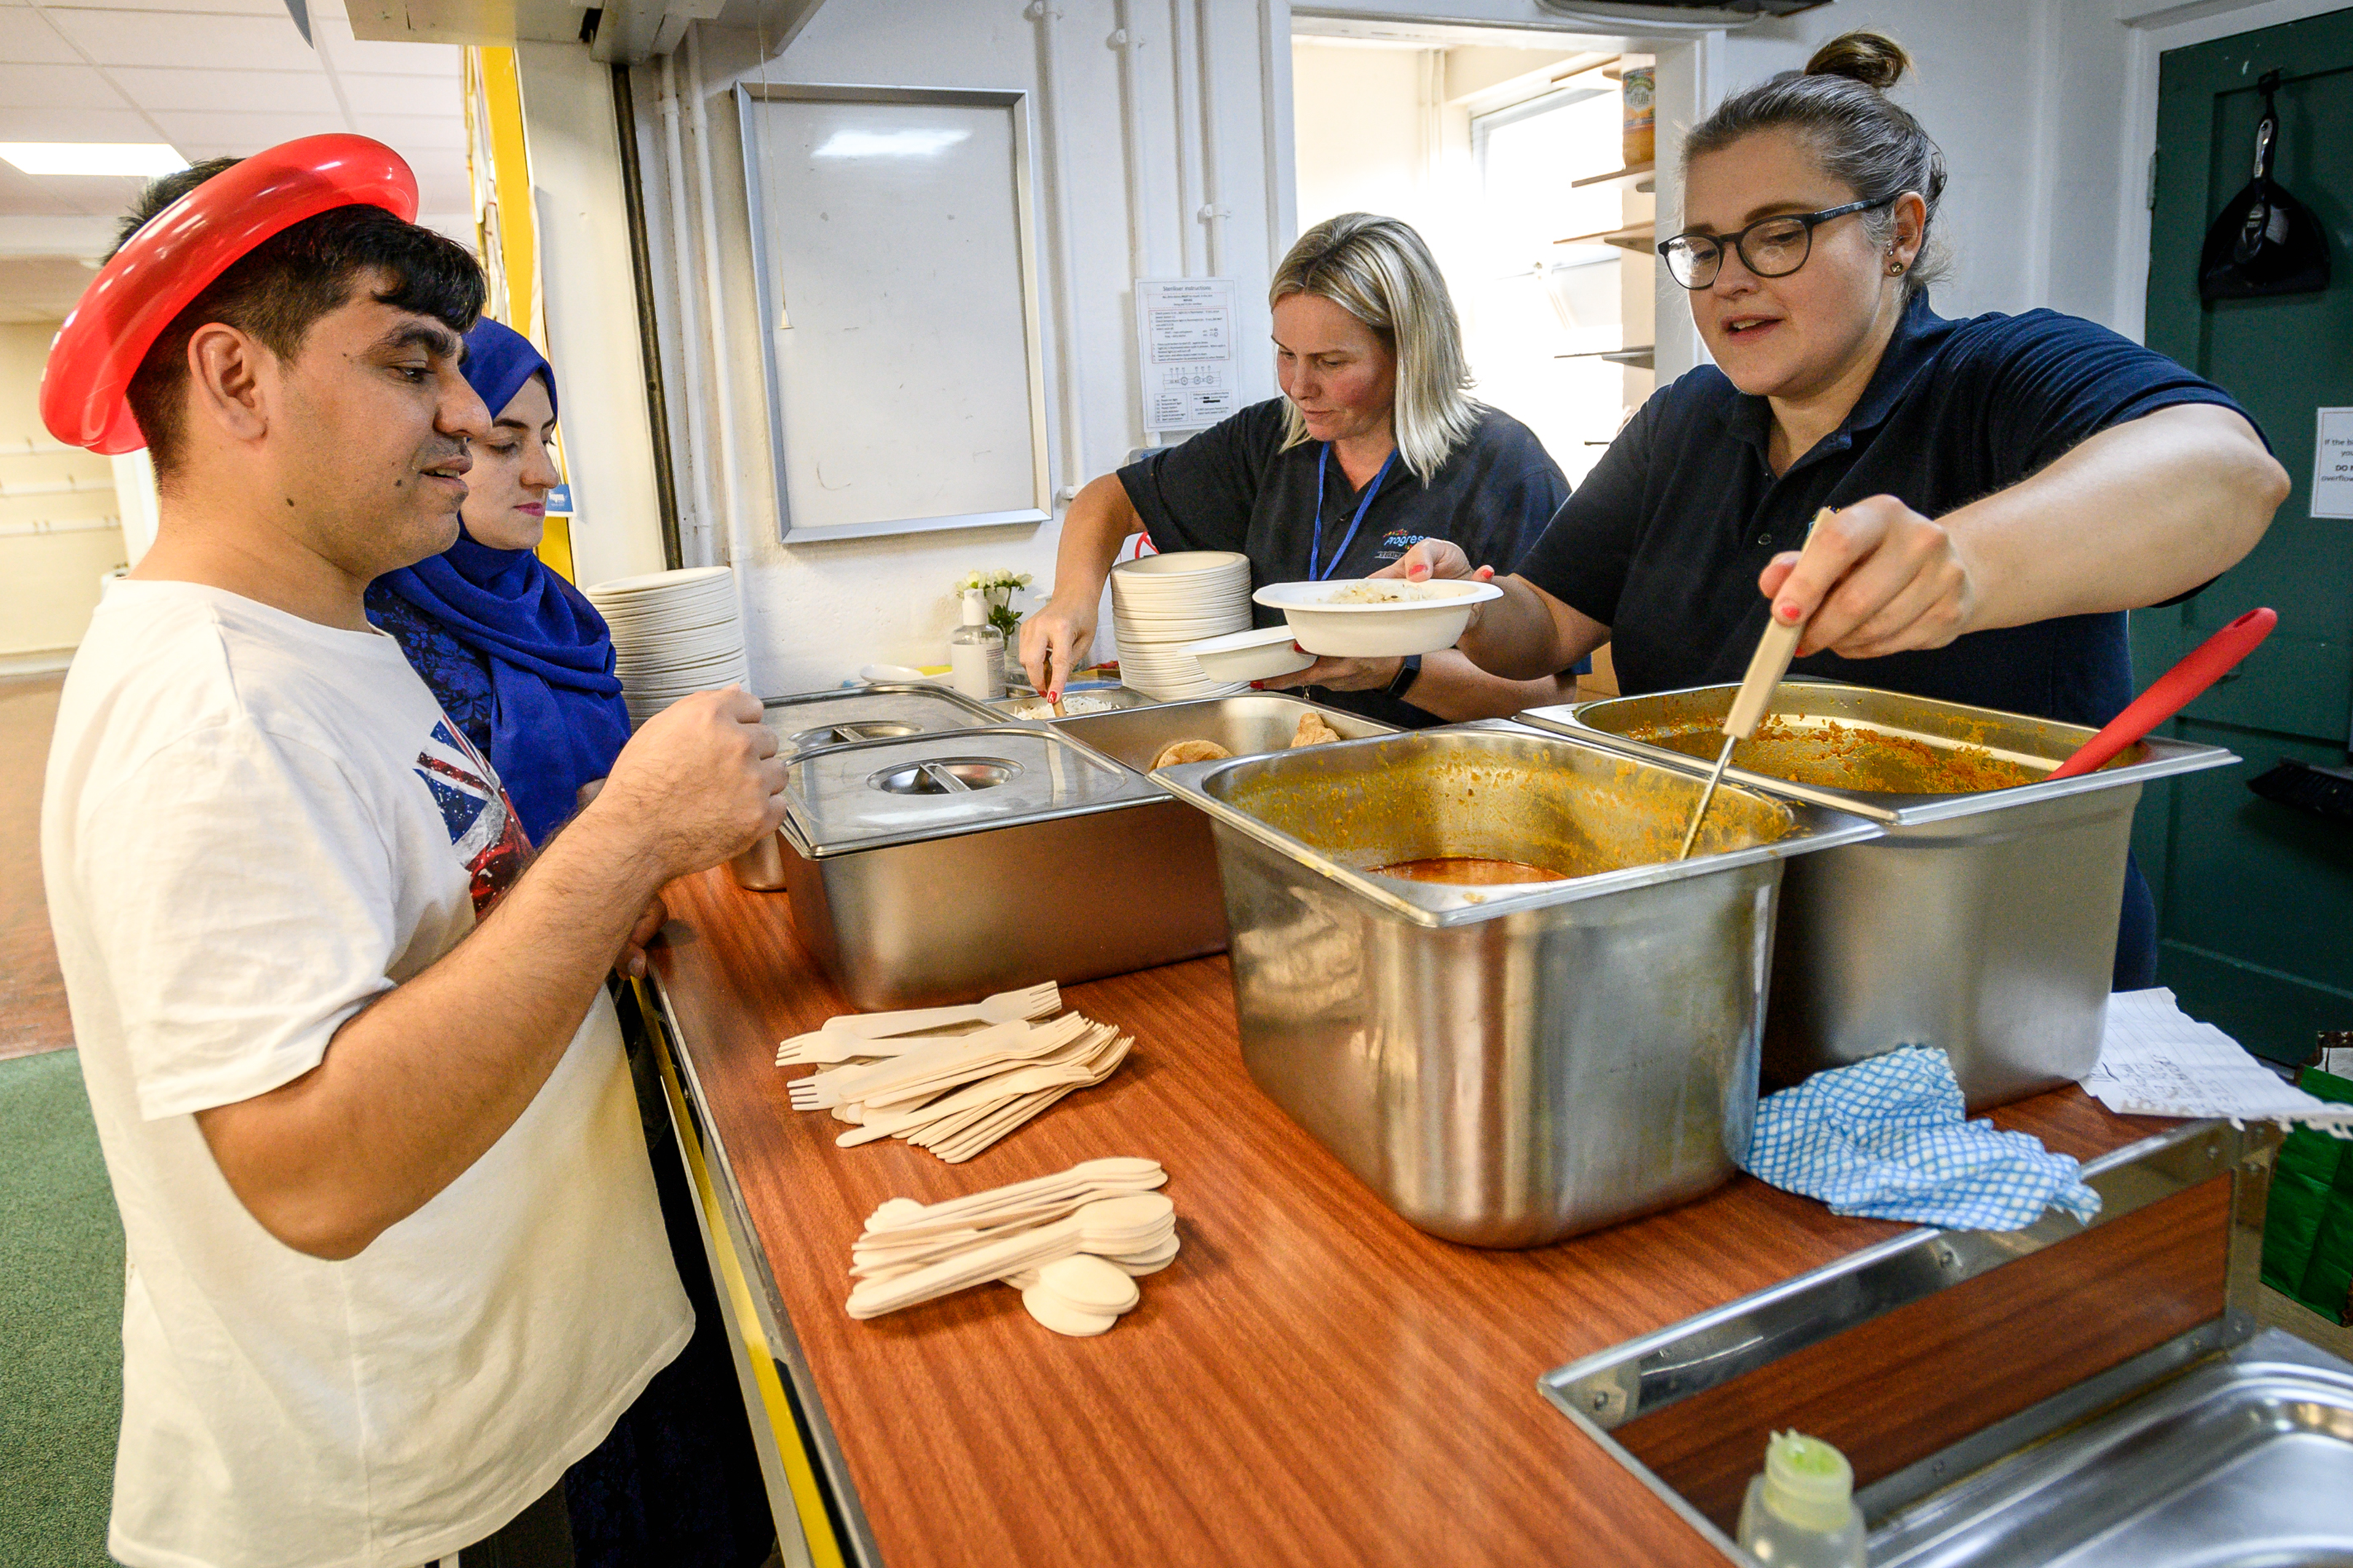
846,1156,1178,1336
785,1010,1134,1164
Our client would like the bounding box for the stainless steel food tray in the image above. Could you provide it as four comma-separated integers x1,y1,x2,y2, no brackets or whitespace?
763,682,1003,752
1519,682,2242,1107
733,684,1007,888
1046,692,1392,775
1152,723,1878,1246
777,725,1223,1009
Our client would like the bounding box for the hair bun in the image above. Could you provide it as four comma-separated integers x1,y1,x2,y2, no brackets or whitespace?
1804,30,1911,92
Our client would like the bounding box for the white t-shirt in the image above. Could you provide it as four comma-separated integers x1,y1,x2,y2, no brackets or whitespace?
42,579,693,1568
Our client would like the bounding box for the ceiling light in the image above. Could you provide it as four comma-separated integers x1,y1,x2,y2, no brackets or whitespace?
0,143,188,178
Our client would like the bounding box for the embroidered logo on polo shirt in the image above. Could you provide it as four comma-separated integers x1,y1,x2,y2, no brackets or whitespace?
414,718,529,918
1373,530,1430,563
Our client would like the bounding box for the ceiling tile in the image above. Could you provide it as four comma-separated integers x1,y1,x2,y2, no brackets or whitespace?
355,112,462,149
0,187,89,219
0,103,156,139
58,0,294,13
45,8,316,72
408,162,466,205
333,69,459,116
151,107,349,147
0,9,82,64
0,61,129,109
103,64,339,113
318,27,459,78
0,252,102,314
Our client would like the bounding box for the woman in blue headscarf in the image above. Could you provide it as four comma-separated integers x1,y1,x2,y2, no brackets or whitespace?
369,322,775,1568
367,317,633,847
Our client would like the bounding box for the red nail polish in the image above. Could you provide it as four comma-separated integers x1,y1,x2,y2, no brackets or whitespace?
1249,681,1264,690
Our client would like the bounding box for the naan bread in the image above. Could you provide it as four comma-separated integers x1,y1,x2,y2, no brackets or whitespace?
1149,739,1232,771
1289,713,1343,748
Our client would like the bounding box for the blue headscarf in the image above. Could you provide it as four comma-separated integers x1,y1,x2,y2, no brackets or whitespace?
374,319,633,845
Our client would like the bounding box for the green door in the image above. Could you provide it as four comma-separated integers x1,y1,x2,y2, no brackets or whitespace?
2136,8,2353,1064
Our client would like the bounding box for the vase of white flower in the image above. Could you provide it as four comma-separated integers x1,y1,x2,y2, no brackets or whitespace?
952,567,1033,654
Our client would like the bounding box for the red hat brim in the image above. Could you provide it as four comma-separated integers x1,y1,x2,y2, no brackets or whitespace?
40,134,420,455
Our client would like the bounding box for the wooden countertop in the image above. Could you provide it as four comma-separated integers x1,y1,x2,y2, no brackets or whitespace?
648,865,2178,1568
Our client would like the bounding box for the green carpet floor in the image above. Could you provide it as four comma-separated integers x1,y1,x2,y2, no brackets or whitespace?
0,1050,123,1567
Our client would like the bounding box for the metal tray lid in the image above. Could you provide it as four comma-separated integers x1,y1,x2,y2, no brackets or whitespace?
762,683,1001,754
783,724,1164,857
1519,681,2240,826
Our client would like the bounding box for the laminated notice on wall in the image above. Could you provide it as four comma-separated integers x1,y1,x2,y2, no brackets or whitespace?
2314,407,2353,518
1135,277,1239,434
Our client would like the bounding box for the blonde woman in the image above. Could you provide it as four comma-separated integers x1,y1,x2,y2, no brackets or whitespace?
1018,212,1577,727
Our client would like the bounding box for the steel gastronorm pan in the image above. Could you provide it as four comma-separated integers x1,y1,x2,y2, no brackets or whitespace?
778,725,1225,1009
1152,722,1879,1247
1517,682,2241,1108
1043,692,1394,772
732,684,1005,889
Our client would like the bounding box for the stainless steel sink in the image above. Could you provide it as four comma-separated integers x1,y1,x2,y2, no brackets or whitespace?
1871,1328,2353,1568
1540,1119,2353,1566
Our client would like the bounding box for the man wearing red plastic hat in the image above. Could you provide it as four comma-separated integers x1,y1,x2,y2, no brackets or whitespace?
38,138,787,1568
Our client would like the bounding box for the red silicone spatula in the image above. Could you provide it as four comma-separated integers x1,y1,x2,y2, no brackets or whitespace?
2045,607,2276,780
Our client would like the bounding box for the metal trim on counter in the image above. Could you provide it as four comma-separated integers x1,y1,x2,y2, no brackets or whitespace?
648,978,886,1568
1536,1118,2280,1561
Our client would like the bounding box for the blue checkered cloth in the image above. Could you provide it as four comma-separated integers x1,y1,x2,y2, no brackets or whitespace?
1741,1047,2101,1231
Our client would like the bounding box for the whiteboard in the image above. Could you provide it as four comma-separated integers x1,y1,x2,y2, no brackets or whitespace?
739,84,1051,541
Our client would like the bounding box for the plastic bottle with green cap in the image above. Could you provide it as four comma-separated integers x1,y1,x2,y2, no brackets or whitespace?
1735,1430,1866,1567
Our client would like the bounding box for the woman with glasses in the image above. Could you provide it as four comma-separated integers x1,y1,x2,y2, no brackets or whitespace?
1391,29,2286,988
1018,211,1576,728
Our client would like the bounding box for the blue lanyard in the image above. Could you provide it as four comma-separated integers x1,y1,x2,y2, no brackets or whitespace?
1311,444,1398,582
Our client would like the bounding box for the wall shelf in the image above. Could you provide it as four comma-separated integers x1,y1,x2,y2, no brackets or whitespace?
1568,161,1654,194
1557,345,1656,370
1555,222,1655,253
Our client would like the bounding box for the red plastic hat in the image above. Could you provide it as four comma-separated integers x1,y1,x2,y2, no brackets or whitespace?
40,134,419,454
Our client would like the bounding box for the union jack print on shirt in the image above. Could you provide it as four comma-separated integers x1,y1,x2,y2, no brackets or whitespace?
414,718,530,917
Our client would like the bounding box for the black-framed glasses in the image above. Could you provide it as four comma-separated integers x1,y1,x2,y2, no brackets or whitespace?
1656,194,1898,289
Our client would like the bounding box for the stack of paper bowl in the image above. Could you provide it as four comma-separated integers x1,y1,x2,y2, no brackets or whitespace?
1108,551,1254,699
585,566,752,726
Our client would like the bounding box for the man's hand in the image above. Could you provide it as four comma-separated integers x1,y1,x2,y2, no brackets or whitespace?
1018,597,1099,699
617,895,666,980
588,686,785,883
1759,496,1978,659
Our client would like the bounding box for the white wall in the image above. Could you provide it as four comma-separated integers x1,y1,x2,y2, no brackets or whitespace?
531,0,2334,693
0,321,126,659
515,40,673,594
626,0,1292,694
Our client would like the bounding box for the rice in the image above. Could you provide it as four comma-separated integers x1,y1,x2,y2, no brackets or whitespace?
1002,694,1121,718
1325,580,1441,605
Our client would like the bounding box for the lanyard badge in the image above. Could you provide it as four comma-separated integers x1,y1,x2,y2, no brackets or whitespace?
1311,444,1398,582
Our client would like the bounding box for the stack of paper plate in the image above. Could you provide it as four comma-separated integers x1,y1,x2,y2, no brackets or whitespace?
1108,551,1253,700
585,566,752,726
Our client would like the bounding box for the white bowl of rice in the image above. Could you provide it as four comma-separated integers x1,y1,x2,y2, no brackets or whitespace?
1252,577,1504,657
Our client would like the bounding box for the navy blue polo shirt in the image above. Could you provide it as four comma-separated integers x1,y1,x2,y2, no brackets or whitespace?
1516,292,2256,989
1119,396,1568,728
1516,292,2254,729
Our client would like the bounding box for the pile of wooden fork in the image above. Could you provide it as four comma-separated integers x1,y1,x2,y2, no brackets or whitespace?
777,984,1133,1163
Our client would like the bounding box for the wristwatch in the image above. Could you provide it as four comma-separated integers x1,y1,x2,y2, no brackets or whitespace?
1383,654,1423,702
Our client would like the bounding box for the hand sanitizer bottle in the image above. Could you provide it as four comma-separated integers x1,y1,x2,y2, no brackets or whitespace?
1736,1431,1866,1568
948,588,1005,700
